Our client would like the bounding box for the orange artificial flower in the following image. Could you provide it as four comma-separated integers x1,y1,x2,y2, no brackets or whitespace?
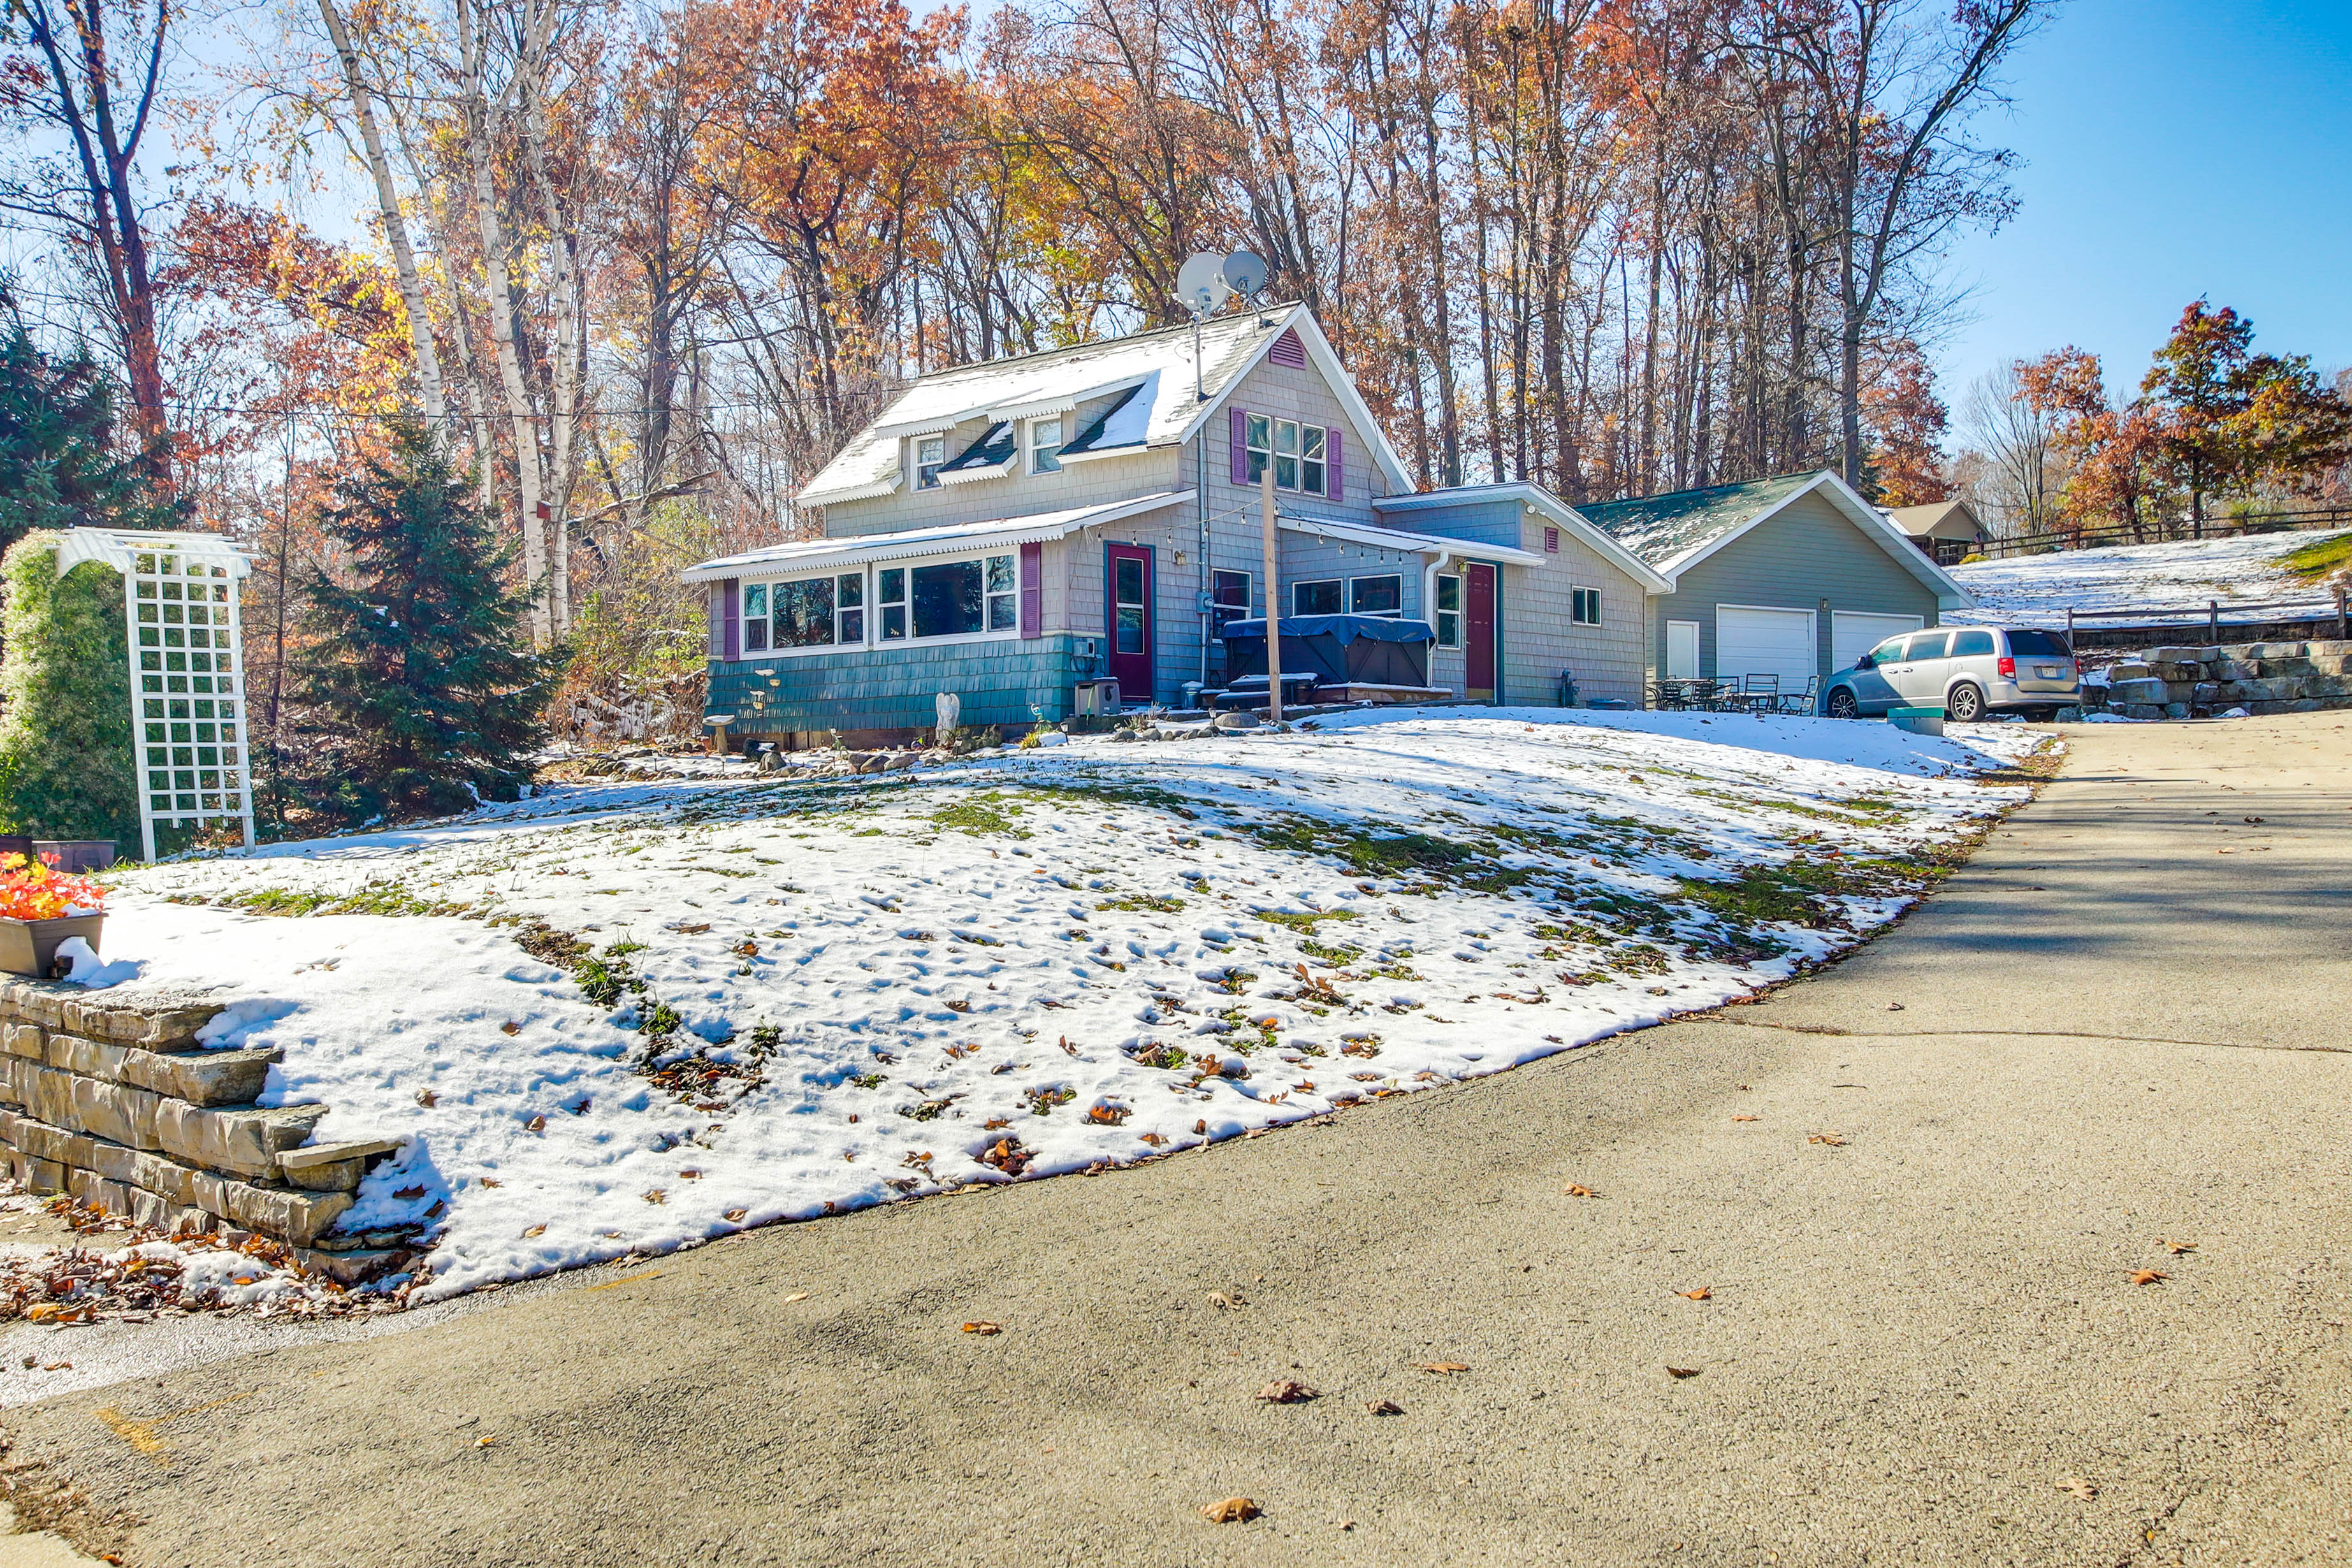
0,854,105,921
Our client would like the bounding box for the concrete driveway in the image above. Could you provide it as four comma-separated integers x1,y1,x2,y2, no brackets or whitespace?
3,713,2348,1567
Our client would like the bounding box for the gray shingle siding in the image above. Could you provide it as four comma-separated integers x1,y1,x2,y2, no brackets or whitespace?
1649,490,1940,682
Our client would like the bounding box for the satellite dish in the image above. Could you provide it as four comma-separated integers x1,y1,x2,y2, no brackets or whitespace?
1175,253,1230,317
1221,249,1268,300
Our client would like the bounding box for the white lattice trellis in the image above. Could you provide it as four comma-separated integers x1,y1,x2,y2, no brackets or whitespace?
55,530,256,861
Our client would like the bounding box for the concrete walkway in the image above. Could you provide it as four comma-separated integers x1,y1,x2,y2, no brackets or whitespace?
3,715,2348,1567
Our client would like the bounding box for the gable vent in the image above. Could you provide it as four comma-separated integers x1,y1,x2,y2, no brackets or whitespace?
1268,330,1307,368
1544,526,1560,553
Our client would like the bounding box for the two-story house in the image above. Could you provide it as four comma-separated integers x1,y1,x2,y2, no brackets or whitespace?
683,303,1670,745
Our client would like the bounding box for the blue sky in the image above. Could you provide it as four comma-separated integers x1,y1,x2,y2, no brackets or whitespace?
1937,0,2352,400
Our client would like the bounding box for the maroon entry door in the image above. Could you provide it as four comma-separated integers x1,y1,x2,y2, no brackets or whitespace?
1106,544,1155,702
1464,562,1497,701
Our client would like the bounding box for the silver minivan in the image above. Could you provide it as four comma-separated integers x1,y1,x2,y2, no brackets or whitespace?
1819,626,2082,721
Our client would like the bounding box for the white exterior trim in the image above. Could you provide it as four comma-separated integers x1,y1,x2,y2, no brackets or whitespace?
1275,511,1547,567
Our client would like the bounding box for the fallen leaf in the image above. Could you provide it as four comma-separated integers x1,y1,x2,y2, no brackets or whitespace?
725,1207,748,1222
475,1435,498,1448
1731,1114,1760,1122
1366,1398,1403,1416
1140,1132,1166,1147
1564,1184,1597,1198
1677,1288,1712,1301
962,1321,1003,1335
1256,1379,1318,1404
1207,1291,1245,1310
522,1224,546,1238
416,1089,438,1108
479,1177,500,1188
732,940,759,958
783,1291,810,1303
1417,1361,1469,1376
1201,1497,1260,1524
1194,1119,1209,1135
1808,1133,1846,1147
2058,1476,2097,1500
2163,1240,2196,1255
526,1114,548,1133
945,999,973,1013
643,1189,667,1205
41,1362,70,1372
499,1020,522,1036
1886,1001,1905,1012
2130,1269,2167,1286
394,1185,426,1200
676,922,711,934
983,1117,1010,1130
1666,1366,1701,1380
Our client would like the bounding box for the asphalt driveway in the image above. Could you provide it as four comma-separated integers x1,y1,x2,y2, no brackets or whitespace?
3,712,2348,1567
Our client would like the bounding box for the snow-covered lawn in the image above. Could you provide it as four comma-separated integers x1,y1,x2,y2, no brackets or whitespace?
89,709,2045,1301
1947,530,2346,627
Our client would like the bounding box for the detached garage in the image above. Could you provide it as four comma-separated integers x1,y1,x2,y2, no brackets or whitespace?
1579,470,1972,704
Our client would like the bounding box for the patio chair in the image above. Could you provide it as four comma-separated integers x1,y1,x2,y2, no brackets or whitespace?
1776,676,1819,715
1647,679,1690,711
1686,677,1729,711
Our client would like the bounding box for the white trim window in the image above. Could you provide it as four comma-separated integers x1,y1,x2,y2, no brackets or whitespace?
748,572,865,653
1434,574,1462,648
1245,414,1328,495
1029,417,1063,474
877,553,1019,642
913,436,947,490
1571,586,1602,625
1292,577,1342,616
1349,574,1402,616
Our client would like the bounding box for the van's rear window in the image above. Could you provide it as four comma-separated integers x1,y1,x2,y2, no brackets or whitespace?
2005,629,2072,657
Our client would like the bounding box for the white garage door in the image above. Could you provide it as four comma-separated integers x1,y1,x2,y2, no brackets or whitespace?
1830,611,1925,673
1717,606,1817,690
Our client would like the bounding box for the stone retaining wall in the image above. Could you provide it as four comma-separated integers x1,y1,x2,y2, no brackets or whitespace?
0,979,407,1281
2084,639,2352,721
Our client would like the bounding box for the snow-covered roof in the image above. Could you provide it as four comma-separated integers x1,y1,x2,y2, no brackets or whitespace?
54,527,253,579
796,304,1414,505
679,491,1195,583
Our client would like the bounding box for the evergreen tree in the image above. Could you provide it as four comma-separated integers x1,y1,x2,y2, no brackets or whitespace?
0,533,138,845
294,421,559,818
0,321,170,559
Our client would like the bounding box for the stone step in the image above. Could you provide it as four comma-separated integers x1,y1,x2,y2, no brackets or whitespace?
0,1111,354,1245
279,1138,405,1193
0,980,224,1050
0,1056,325,1177
4,1024,277,1107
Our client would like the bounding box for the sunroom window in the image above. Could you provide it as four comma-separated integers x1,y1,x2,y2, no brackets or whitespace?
878,554,1017,640
741,583,770,652
750,572,866,650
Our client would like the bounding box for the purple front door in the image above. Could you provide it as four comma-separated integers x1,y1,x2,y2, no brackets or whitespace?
1106,544,1154,702
1465,562,1497,701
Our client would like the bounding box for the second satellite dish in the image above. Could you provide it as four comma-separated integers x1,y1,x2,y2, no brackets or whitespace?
1221,249,1268,299
1175,253,1230,317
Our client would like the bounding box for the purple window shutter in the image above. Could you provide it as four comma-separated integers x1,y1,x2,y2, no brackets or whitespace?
721,577,741,662
706,582,723,658
1230,409,1251,486
1019,541,1043,639
1327,428,1344,501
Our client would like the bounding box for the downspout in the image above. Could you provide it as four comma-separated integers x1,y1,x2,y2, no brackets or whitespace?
1198,434,1211,692
1421,548,1453,634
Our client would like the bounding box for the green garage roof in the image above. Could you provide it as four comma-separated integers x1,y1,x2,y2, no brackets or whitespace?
1578,472,1820,570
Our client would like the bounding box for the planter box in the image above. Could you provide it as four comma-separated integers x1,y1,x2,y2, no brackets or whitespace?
0,915,103,980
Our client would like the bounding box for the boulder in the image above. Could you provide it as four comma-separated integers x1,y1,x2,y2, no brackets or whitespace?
1214,711,1261,732
2108,679,2169,704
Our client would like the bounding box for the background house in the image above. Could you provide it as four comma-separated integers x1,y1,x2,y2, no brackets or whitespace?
1581,471,1976,697
1888,498,1990,566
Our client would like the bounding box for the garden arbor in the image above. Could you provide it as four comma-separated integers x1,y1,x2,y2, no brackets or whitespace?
56,530,254,860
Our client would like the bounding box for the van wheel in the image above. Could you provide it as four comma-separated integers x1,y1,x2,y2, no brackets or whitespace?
1945,683,1986,722
1825,688,1859,720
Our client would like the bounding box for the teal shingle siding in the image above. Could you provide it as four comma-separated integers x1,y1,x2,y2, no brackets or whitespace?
708,635,1092,735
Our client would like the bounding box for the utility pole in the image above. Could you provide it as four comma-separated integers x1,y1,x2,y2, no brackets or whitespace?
1261,461,1281,725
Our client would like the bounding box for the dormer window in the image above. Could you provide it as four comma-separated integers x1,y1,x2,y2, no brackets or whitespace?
914,436,946,490
1029,417,1063,474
